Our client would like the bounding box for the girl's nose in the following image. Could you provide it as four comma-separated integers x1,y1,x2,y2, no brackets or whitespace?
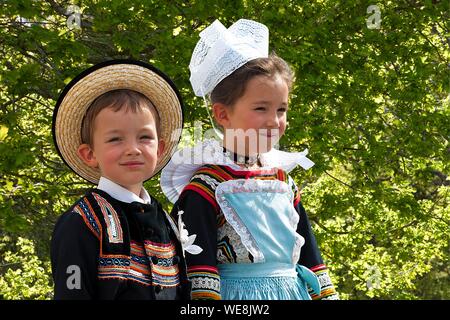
266,112,280,128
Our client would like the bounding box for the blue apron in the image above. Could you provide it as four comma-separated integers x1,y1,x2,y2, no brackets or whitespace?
215,179,320,300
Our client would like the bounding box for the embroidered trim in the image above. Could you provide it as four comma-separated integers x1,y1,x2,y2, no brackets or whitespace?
217,225,251,263
193,173,221,190
73,197,101,240
217,178,293,199
92,192,123,244
143,240,181,287
98,241,181,287
188,266,221,300
191,275,221,291
309,266,339,300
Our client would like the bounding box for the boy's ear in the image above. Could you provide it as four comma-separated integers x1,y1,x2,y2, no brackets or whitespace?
77,144,98,168
157,139,165,158
212,103,231,128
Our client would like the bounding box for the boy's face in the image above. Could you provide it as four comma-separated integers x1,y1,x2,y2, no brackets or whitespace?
78,106,164,195
213,74,289,155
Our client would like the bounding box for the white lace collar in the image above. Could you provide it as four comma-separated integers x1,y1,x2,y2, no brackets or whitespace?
160,139,314,203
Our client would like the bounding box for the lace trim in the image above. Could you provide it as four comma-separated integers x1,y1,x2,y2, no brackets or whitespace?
192,173,220,190
216,179,304,264
216,180,265,263
190,275,221,292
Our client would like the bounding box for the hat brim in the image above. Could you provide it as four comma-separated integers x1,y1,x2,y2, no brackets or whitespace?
52,59,184,184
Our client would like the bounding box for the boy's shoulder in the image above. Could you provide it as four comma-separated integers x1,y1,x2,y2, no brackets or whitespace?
56,188,123,240
61,189,108,238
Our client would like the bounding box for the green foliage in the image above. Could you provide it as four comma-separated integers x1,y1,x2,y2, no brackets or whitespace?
0,0,449,299
0,237,52,299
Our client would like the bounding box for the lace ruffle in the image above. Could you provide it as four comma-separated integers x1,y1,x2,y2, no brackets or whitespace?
216,184,265,263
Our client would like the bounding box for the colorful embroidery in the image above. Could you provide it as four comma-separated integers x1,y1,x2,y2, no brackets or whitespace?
217,236,238,263
129,242,152,285
309,265,339,300
144,240,180,287
188,265,221,300
183,164,284,214
97,241,181,288
93,192,123,244
98,254,137,283
73,197,101,240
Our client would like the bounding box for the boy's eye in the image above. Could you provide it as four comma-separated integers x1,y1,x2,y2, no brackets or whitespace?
140,135,154,140
278,107,287,113
254,106,266,111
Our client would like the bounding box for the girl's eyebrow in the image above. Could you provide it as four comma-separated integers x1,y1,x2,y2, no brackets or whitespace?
252,101,289,106
251,101,272,106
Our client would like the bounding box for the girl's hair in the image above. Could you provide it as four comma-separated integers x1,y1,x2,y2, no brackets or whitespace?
80,89,160,146
210,53,294,107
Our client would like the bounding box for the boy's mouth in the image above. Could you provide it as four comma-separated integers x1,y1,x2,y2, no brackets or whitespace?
120,161,144,168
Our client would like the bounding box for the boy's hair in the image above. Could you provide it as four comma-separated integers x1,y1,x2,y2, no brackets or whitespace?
210,53,294,107
80,89,161,146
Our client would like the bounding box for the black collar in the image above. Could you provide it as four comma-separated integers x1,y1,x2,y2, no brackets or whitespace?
222,147,260,165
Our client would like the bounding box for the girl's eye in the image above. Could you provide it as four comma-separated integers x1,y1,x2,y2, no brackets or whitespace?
107,137,121,143
278,107,287,113
254,106,266,111
140,135,154,141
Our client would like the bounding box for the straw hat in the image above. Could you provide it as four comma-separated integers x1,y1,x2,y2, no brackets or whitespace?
52,59,184,184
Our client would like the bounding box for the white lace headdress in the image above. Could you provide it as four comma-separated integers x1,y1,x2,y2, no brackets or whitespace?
189,19,269,97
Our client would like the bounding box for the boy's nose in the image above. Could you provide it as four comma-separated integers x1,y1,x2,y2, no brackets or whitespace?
125,141,142,155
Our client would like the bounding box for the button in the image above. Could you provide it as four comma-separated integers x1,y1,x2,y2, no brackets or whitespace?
172,256,180,264
151,256,159,264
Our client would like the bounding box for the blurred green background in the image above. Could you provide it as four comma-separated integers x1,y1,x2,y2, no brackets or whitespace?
0,0,448,299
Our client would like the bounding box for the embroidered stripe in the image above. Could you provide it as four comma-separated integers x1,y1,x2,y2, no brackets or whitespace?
98,242,181,288
188,181,215,199
92,192,123,244
192,173,220,190
188,267,221,300
73,198,101,240
197,166,233,181
188,265,219,273
143,240,180,287
191,290,221,300
184,184,219,212
309,265,339,300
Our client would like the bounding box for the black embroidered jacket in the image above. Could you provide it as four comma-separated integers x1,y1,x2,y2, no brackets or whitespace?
51,189,190,300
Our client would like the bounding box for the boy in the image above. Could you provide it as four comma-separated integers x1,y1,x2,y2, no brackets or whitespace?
51,60,189,299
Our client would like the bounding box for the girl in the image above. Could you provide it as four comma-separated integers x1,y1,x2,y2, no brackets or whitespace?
161,19,338,300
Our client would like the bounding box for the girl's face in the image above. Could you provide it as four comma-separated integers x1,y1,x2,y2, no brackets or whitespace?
214,74,289,155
